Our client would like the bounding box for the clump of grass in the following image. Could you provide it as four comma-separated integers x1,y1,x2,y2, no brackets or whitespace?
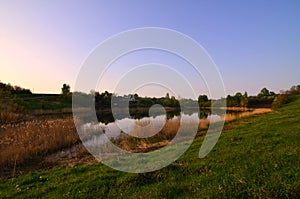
0,117,79,175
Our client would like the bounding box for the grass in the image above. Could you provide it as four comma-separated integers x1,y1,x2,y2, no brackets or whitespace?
0,94,72,124
21,95,71,111
0,96,300,198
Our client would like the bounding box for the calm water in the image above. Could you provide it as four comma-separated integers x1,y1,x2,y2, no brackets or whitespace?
79,109,249,146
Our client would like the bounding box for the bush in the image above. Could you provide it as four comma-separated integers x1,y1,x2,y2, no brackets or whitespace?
272,94,289,110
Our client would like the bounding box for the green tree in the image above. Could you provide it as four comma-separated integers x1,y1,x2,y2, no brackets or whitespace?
164,93,171,106
166,93,170,99
198,95,210,107
258,88,270,97
170,96,179,107
289,85,300,94
198,95,208,103
61,84,71,96
241,92,248,107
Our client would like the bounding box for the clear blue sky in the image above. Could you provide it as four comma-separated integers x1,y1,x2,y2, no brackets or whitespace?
1,0,300,96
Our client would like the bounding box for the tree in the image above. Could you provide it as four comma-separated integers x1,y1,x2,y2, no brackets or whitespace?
289,85,300,94
61,84,70,95
166,93,170,99
226,92,244,107
241,92,248,107
170,96,179,107
164,93,171,106
90,89,96,96
272,94,289,110
61,84,71,96
198,95,208,103
198,95,210,107
258,88,270,97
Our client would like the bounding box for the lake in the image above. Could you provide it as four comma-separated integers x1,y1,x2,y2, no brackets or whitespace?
78,108,271,152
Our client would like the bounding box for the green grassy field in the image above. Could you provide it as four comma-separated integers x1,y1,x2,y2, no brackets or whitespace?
1,96,299,198
20,94,71,111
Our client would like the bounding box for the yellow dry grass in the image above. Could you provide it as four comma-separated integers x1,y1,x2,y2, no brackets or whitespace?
0,112,25,124
199,108,272,129
0,117,79,170
224,108,271,122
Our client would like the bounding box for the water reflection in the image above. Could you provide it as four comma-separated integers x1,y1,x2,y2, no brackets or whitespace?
78,108,264,151
81,109,219,142
94,108,219,124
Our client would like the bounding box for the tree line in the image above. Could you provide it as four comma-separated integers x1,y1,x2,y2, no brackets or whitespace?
1,81,300,114
66,83,300,109
71,86,281,109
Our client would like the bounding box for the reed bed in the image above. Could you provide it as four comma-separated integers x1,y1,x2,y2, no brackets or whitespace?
0,112,25,124
224,108,271,122
0,117,79,174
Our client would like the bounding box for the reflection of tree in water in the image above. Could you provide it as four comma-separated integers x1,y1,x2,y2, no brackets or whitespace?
96,112,115,124
166,111,180,120
198,109,210,119
95,107,250,124
95,108,182,124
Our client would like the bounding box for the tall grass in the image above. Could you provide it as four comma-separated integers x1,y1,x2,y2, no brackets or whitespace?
0,112,25,124
0,117,79,175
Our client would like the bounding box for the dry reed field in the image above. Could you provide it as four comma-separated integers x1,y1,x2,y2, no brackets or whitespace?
0,112,26,124
0,117,79,176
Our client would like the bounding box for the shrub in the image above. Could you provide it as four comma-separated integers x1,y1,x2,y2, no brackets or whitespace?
272,94,289,110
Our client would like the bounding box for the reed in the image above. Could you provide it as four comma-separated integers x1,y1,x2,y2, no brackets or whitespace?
0,117,79,173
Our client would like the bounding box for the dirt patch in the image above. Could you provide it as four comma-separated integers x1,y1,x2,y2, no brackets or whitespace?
42,144,96,167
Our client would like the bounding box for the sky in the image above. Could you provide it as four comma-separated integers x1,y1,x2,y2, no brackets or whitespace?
1,0,300,98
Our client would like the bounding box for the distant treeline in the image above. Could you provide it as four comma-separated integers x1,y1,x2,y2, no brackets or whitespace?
216,86,300,109
0,82,30,123
76,87,284,109
72,91,180,109
225,88,276,108
0,82,29,112
0,82,32,95
271,85,300,109
0,82,69,124
1,81,300,115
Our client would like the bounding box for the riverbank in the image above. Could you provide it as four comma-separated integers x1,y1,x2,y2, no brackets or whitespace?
0,106,271,178
1,96,299,197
